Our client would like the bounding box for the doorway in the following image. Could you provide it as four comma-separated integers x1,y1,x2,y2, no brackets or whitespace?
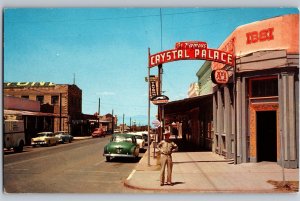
256,111,277,162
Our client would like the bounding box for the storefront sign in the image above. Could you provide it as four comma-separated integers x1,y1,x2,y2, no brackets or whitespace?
4,82,56,88
211,69,229,84
175,41,207,49
149,75,158,99
151,95,169,105
149,48,234,68
152,119,161,128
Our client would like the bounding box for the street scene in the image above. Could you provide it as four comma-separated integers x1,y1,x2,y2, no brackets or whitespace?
4,136,147,193
2,6,299,199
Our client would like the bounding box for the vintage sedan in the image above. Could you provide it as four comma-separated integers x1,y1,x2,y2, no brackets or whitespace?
128,132,145,149
54,131,73,143
31,132,59,147
103,134,140,162
92,128,106,138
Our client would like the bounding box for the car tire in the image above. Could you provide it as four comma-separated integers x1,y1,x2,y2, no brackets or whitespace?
69,139,72,143
14,140,24,152
134,155,139,162
106,156,111,162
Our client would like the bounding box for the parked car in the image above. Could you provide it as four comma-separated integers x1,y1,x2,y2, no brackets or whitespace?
31,132,59,147
142,133,149,145
92,128,105,138
103,133,140,162
136,131,149,145
128,132,145,149
54,131,73,143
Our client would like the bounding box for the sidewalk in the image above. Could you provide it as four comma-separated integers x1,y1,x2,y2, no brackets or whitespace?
124,143,299,193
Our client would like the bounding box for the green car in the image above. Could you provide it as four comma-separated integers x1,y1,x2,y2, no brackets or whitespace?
103,134,140,162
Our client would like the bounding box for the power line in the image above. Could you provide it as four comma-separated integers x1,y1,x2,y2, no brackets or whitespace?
160,8,163,51
5,8,232,24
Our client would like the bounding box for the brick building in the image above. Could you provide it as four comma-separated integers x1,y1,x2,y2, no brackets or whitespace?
4,82,83,134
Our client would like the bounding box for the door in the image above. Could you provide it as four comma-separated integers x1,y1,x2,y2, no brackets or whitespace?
256,111,277,162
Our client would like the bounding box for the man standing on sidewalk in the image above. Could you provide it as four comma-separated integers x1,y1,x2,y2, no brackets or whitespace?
157,129,178,186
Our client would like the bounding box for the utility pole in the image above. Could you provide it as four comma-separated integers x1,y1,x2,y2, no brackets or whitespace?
122,114,125,133
147,48,151,166
59,93,62,131
158,64,163,142
98,98,100,115
130,117,132,132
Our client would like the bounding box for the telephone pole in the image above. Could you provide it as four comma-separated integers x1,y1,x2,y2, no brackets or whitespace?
98,98,100,115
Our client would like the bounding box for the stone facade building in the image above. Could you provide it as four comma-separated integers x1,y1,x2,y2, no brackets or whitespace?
211,14,299,168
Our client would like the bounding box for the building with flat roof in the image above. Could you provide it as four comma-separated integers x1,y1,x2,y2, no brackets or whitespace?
4,82,84,135
211,14,299,168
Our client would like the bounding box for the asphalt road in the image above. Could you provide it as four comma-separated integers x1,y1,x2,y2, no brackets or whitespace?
3,136,146,193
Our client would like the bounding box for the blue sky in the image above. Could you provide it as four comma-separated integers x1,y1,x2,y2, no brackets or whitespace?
4,8,298,125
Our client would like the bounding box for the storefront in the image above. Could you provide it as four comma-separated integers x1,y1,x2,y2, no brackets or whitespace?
164,94,213,151
212,14,299,168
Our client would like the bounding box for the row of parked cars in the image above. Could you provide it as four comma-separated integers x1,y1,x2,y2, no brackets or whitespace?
31,131,73,147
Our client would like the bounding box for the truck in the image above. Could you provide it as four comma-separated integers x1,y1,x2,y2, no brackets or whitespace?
4,119,25,152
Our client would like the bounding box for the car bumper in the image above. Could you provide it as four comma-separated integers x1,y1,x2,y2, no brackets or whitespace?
103,153,136,158
31,141,47,145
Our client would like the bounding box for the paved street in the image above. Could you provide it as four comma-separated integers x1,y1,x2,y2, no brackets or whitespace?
3,137,146,193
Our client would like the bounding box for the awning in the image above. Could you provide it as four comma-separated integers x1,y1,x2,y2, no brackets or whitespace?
164,94,213,114
4,109,68,118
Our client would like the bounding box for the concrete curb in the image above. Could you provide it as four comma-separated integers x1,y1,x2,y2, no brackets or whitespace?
124,177,278,193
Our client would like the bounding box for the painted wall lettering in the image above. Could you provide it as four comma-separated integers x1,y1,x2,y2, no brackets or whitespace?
246,28,274,44
4,82,56,88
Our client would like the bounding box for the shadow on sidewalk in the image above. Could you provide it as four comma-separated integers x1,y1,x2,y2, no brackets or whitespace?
172,138,211,153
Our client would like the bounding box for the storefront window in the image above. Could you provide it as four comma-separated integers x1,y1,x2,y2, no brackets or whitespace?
250,77,278,97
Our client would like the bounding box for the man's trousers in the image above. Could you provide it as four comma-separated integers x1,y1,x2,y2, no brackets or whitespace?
160,154,173,184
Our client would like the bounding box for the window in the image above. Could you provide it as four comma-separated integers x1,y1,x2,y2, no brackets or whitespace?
36,96,44,104
250,77,278,98
21,95,29,99
51,95,59,105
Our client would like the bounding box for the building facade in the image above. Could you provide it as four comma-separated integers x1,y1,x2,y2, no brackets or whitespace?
211,14,299,168
196,61,213,96
188,82,200,98
4,82,82,135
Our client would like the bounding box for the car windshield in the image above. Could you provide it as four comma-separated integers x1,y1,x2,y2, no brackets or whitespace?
37,133,50,137
112,136,132,143
135,135,143,139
